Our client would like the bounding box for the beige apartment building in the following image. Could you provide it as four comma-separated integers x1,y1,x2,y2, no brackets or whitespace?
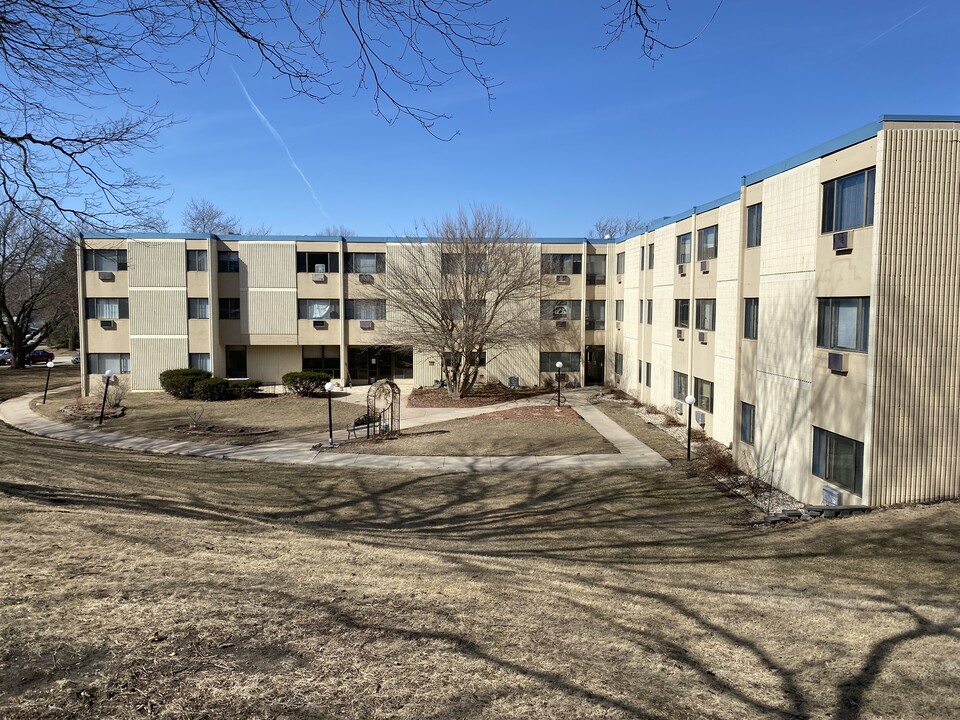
78,115,960,508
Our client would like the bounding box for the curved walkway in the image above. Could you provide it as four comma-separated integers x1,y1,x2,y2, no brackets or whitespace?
0,388,668,471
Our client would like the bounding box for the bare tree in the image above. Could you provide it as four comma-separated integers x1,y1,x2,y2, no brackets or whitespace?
588,216,647,240
182,199,241,235
384,206,549,399
0,206,75,368
604,1,726,60
318,225,356,237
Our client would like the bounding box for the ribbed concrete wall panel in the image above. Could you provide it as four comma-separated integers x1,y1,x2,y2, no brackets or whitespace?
131,337,188,390
129,290,187,336
128,240,186,288
242,289,297,336
240,242,296,288
872,128,960,504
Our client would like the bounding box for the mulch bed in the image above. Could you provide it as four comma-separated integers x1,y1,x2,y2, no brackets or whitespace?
171,424,276,436
408,385,552,408
60,404,125,420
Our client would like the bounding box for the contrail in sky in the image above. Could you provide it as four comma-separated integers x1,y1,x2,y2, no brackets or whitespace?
230,67,328,217
859,6,928,51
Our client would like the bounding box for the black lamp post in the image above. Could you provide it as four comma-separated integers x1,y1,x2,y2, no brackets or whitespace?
42,360,55,404
98,369,114,425
684,393,695,461
555,361,562,407
324,381,334,446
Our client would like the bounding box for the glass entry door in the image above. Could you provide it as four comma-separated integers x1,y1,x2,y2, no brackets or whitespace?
585,345,604,385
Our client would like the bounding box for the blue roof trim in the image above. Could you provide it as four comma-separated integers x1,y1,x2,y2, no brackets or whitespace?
880,114,960,122
743,119,883,187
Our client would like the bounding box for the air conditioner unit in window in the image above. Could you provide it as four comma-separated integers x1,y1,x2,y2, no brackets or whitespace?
555,274,570,284
695,410,706,425
314,263,326,273
555,320,568,329
312,320,327,329
698,331,707,344
678,264,686,276
677,328,684,340
100,319,116,329
674,401,683,414
97,271,115,281
616,273,623,284
700,260,709,273
358,273,374,284
359,320,374,330
312,272,327,283
616,321,622,330
832,232,850,252
828,351,847,373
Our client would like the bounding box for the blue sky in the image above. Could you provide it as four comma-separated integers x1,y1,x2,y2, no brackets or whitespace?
131,1,958,237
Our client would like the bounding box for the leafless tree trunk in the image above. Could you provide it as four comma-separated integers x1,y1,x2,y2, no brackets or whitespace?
384,206,552,399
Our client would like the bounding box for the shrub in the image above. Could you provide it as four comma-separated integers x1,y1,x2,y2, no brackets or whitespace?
542,375,555,390
193,377,232,401
159,368,211,399
229,379,262,399
281,371,331,397
694,441,742,479
92,375,129,408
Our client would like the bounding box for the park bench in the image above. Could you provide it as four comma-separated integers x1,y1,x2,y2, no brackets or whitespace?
346,412,383,439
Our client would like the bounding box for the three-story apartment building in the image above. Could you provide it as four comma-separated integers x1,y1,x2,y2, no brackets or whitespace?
79,115,960,508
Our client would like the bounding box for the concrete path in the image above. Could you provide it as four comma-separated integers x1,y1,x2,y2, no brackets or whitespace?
0,387,668,471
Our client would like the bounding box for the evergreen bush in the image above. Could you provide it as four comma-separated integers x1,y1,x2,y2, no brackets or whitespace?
159,368,211,399
281,371,332,397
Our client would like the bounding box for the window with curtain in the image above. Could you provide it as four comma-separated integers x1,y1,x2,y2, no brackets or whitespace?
541,300,581,320
697,225,718,260
694,377,714,413
345,252,385,273
676,233,691,264
616,252,625,274
297,299,339,319
85,298,128,319
186,249,208,271
695,299,715,331
84,249,128,271
673,371,688,400
187,298,209,319
817,297,869,352
822,168,876,233
345,299,386,320
189,353,211,371
87,353,131,374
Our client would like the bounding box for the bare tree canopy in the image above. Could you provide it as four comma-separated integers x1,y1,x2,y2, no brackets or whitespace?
604,0,726,60
318,225,356,237
1,1,712,231
384,206,548,399
588,216,647,240
0,206,75,367
182,199,242,235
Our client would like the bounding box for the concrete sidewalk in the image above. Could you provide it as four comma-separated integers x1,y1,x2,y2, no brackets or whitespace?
0,387,668,471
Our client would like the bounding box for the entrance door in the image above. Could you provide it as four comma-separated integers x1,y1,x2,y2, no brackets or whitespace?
585,346,604,385
225,346,247,378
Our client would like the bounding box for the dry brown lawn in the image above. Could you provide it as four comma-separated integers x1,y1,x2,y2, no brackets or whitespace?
1,371,958,719
33,390,366,445
338,406,617,456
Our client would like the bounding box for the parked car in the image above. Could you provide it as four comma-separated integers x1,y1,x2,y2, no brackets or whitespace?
0,351,11,366
72,353,81,365
25,349,55,365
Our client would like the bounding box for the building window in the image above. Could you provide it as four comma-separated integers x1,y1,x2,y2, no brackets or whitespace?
673,371,688,401
648,243,655,269
616,252,625,274
541,300,581,320
303,345,340,373
297,299,340,319
87,353,130,374
187,298,209,319
747,203,762,248
186,249,208,271
744,298,759,340
822,167,876,233
638,360,643,384
585,300,605,330
674,299,690,328
614,352,623,374
817,297,869,352
697,225,718,260
541,253,582,275
615,300,624,322
345,252,385,274
296,251,339,273
345,299,386,320
218,251,239,273
813,427,864,494
539,352,581,372
585,255,605,285
189,353,211,372
740,402,755,445
645,362,652,387
694,377,714,414
647,300,653,325
640,246,645,271
219,298,241,320
695,299,715,331
84,249,127,271
676,233,691,264
85,298,129,319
